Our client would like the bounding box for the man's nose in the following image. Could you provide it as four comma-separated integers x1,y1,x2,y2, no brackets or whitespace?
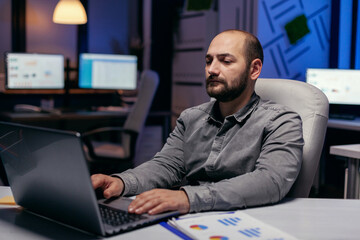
207,60,220,76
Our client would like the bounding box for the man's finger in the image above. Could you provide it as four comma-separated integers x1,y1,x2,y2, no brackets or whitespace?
134,198,162,214
91,174,106,189
128,194,154,213
103,183,119,198
128,189,190,215
148,202,172,215
103,177,124,198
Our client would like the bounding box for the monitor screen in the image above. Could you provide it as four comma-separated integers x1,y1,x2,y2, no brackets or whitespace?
306,68,360,105
78,53,137,90
5,53,64,89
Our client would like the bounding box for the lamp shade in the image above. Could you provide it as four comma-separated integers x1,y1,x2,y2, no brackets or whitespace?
53,0,87,24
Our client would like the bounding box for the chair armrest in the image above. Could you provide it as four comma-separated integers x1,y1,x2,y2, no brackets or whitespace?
82,127,136,137
82,127,138,162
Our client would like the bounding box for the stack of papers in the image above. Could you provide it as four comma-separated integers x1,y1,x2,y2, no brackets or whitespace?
167,211,297,240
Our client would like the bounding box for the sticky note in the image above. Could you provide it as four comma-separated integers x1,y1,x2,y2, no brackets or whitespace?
0,195,16,205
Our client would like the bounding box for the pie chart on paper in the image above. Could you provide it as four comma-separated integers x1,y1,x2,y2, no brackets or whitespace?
189,224,208,230
209,236,229,240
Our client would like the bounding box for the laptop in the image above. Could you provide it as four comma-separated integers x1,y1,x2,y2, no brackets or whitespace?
0,121,179,236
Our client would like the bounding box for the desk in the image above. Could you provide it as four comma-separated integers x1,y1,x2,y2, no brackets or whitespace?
316,118,360,197
0,110,171,139
328,117,360,131
330,144,360,199
1,186,360,239
0,110,129,123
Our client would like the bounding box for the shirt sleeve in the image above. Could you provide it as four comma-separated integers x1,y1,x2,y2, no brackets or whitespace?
113,111,189,196
182,110,304,212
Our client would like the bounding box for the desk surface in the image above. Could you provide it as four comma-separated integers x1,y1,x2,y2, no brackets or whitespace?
0,109,171,122
328,117,360,131
330,144,360,159
0,109,130,122
1,186,360,239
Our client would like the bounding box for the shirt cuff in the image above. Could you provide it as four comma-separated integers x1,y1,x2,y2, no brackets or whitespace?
112,171,139,196
181,185,214,212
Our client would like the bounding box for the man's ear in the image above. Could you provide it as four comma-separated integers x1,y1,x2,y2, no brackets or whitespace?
249,58,262,81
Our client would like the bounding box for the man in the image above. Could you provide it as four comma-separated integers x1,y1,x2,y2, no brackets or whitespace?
92,29,304,215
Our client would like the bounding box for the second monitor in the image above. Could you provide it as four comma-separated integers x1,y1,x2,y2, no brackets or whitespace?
306,68,360,105
78,53,137,90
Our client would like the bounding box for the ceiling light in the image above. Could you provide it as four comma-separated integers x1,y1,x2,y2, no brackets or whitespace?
53,0,87,25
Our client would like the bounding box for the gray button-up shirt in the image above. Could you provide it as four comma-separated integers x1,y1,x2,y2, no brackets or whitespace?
116,93,304,212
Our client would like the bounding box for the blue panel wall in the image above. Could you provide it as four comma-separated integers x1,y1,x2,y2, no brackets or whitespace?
338,0,352,69
88,0,129,54
356,1,360,69
257,0,331,81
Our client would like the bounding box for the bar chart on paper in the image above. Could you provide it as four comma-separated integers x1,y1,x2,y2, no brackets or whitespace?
168,211,298,240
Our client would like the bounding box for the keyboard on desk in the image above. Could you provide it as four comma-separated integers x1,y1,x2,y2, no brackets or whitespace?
99,204,147,227
97,203,177,235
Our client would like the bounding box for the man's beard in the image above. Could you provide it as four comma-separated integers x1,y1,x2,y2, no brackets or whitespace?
206,69,250,102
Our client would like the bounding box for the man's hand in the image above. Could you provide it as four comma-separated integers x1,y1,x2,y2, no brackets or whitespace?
91,174,124,199
128,189,190,215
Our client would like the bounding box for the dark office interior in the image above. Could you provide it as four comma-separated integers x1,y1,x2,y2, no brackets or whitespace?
0,0,360,200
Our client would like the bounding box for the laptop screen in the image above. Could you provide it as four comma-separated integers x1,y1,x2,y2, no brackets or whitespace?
0,121,179,236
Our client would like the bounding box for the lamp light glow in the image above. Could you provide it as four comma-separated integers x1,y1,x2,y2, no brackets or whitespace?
53,0,87,25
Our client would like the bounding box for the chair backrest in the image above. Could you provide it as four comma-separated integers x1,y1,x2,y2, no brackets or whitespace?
122,70,159,156
255,78,329,198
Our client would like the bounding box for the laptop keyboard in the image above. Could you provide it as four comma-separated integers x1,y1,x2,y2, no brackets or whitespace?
99,204,147,226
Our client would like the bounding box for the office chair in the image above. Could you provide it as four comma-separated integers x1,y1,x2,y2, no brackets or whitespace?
82,70,159,174
255,78,329,198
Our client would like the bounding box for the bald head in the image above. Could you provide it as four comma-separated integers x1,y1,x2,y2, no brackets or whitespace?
213,30,264,66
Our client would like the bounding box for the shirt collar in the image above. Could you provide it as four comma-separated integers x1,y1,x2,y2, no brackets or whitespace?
208,93,260,124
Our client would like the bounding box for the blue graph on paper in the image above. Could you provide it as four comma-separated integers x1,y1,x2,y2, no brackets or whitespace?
239,227,262,238
238,227,286,240
217,216,288,239
218,216,241,226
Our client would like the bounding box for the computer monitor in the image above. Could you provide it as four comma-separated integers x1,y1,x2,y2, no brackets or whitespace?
78,53,137,90
5,52,65,90
306,68,360,105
